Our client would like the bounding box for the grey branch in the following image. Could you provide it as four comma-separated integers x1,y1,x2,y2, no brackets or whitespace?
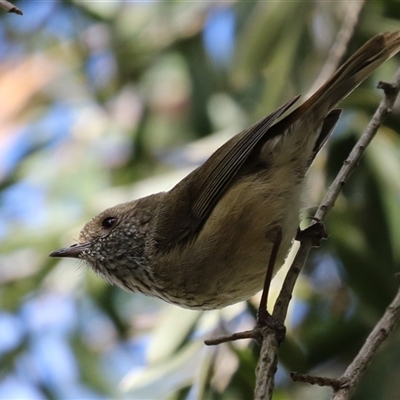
0,0,22,15
332,285,400,400
254,66,400,400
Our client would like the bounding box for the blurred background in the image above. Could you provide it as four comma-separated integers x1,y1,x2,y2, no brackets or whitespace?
1,1,400,399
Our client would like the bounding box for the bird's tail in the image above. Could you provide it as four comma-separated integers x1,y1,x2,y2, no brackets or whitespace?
284,31,400,126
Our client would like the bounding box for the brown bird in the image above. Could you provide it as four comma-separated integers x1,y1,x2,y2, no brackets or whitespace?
50,32,400,326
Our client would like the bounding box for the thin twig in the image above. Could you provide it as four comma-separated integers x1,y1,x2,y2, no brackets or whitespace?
0,0,22,15
332,285,400,400
204,329,260,346
254,65,400,400
291,372,343,390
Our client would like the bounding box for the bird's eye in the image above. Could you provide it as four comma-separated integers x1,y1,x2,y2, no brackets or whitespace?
102,217,117,229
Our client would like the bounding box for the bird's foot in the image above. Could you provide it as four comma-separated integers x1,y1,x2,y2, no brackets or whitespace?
255,309,286,345
296,219,328,247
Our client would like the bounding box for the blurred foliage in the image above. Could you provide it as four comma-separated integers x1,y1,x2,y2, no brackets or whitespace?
0,1,400,399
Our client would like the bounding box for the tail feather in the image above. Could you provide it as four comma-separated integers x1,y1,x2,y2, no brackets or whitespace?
287,31,400,124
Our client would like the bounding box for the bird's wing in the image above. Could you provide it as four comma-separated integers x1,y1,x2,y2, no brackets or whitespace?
155,95,300,252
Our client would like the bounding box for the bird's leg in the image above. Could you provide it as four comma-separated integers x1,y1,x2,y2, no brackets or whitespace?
253,221,327,344
205,225,285,346
254,225,286,344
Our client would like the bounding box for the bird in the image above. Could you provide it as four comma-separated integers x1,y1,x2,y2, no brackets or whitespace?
50,32,400,325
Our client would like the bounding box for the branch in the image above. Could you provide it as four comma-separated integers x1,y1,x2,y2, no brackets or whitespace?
254,232,316,399
332,284,400,399
288,281,400,398
0,0,22,15
254,65,400,399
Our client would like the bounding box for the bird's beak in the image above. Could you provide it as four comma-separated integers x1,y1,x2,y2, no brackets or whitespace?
49,243,91,259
